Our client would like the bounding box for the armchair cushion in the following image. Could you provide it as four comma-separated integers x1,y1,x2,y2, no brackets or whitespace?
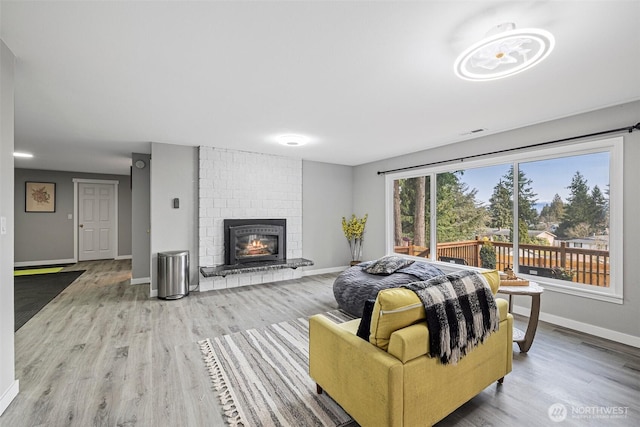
481,269,500,295
369,288,425,351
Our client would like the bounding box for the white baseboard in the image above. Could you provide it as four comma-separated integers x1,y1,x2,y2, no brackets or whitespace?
115,255,132,260
199,279,214,292
0,380,19,416
150,288,158,298
512,305,640,348
131,277,150,285
14,258,76,268
301,266,348,276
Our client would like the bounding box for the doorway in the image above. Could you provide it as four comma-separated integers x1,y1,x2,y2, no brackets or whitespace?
73,179,119,261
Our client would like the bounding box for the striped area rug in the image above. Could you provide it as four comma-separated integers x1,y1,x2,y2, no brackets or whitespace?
199,310,358,427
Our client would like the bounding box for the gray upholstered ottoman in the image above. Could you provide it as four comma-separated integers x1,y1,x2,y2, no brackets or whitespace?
333,258,444,317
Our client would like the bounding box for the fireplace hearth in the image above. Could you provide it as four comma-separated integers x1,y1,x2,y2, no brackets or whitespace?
224,219,286,265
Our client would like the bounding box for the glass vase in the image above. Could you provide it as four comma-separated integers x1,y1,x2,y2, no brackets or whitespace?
350,238,363,263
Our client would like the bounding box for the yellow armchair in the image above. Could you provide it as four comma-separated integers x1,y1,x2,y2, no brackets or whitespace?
309,297,513,427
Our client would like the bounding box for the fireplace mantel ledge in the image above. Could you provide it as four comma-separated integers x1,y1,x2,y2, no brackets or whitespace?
199,258,314,278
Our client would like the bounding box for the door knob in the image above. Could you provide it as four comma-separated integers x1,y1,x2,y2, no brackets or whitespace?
79,224,84,228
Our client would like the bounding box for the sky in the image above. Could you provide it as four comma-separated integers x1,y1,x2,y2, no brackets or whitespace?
458,152,610,207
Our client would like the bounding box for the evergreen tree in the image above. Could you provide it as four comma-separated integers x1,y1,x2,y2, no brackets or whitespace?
559,171,592,236
589,185,608,232
398,178,417,237
539,194,564,227
488,179,511,229
505,166,538,226
549,193,564,223
509,219,531,244
436,172,488,242
488,166,537,242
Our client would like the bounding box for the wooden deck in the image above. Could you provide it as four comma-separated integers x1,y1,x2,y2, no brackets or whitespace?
395,239,610,287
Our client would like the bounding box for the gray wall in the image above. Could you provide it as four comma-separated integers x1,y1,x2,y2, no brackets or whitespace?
131,152,151,281
150,142,199,292
0,39,17,415
302,160,354,269
353,101,640,340
14,169,132,264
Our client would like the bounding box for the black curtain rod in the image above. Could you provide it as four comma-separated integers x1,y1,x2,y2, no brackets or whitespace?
376,121,640,175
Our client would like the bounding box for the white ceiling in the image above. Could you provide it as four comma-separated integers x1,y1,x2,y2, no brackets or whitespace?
2,1,639,175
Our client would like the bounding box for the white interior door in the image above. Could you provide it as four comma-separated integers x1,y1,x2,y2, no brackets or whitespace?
78,182,116,261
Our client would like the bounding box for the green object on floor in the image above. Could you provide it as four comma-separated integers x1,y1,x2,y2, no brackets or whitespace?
14,267,64,276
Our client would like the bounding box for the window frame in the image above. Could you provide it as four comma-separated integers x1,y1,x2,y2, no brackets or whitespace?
385,136,624,304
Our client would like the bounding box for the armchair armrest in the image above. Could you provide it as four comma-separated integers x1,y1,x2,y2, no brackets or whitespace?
496,297,509,321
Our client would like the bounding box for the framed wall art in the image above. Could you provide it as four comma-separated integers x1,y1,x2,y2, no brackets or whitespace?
25,181,56,212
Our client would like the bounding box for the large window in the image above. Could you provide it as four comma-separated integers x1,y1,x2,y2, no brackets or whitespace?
387,137,623,303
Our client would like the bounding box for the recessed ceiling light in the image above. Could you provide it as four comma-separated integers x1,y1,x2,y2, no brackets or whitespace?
276,135,309,147
13,152,34,158
454,23,555,82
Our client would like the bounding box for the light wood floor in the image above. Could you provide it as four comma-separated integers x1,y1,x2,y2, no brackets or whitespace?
1,260,638,426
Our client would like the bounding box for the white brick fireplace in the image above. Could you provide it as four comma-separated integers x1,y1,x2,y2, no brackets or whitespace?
198,147,303,291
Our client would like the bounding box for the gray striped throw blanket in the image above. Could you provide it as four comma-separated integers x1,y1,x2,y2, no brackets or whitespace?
403,270,499,365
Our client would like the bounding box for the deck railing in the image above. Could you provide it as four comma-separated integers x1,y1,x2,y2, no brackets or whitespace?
394,239,610,287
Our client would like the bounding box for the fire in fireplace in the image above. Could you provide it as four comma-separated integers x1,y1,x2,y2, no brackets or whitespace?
224,219,286,265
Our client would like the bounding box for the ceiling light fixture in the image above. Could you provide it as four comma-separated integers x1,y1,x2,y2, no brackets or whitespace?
13,152,34,158
277,134,309,147
454,23,555,81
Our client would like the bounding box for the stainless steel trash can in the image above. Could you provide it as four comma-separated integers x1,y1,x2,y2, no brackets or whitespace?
158,250,189,299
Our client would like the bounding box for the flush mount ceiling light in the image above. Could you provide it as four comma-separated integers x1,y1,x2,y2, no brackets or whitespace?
277,134,309,147
454,23,555,81
13,152,34,158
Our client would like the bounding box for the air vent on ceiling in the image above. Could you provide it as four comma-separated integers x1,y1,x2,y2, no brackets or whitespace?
460,128,487,136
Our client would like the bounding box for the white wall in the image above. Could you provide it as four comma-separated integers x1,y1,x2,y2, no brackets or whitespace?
198,147,303,291
150,143,199,294
302,160,354,271
353,101,640,344
0,39,19,415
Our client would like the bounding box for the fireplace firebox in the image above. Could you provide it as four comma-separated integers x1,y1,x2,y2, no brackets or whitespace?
224,219,286,265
